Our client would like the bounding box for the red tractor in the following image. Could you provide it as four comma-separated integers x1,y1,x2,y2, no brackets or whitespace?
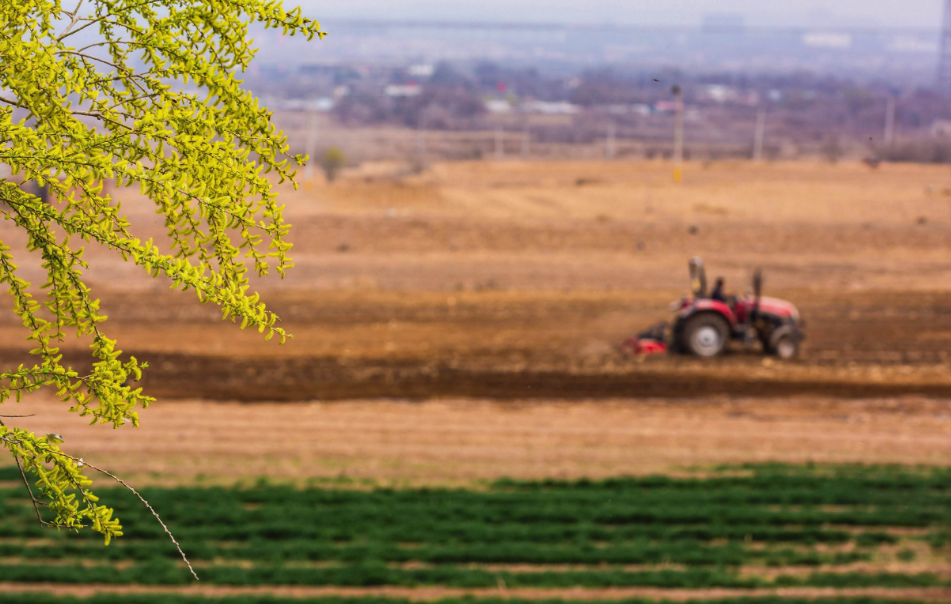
628,258,805,360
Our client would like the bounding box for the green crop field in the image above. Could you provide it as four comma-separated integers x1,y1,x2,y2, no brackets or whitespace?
0,597,942,604
1,464,950,603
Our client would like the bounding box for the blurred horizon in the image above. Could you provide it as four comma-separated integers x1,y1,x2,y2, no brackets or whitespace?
239,1,951,90
300,0,943,30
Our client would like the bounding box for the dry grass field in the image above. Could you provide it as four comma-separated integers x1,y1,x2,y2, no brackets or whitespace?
11,394,951,486
8,158,951,293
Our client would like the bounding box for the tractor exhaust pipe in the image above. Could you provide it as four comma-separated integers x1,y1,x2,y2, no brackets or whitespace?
689,257,707,298
752,268,763,320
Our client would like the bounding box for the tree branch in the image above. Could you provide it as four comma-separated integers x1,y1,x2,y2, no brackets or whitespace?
58,0,86,40
55,449,198,580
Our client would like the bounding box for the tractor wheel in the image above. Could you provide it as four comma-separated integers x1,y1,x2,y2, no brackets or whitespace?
771,332,800,360
766,325,800,360
682,313,730,358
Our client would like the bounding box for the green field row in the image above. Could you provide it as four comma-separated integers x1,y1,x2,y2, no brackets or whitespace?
0,562,947,588
0,464,948,588
0,596,942,604
0,539,874,566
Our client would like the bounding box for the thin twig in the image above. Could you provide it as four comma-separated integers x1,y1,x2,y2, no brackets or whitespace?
0,430,86,530
58,0,86,40
13,452,46,526
56,451,198,580
59,51,126,72
58,0,166,41
0,418,46,527
0,414,35,418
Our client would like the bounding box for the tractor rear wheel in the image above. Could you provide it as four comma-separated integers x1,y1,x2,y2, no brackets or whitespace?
682,314,730,358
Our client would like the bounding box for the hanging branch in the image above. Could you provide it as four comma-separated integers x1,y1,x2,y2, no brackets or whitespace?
0,0,325,570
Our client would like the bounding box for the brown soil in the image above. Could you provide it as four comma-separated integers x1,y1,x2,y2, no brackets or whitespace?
0,288,947,401
2,161,951,401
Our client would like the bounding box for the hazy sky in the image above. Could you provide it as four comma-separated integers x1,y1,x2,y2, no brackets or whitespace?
298,0,944,29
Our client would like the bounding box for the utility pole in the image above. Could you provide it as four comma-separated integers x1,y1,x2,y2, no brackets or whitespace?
417,106,427,165
672,85,684,183
303,102,319,182
753,106,767,162
606,120,616,160
939,0,951,92
883,96,896,152
521,120,530,158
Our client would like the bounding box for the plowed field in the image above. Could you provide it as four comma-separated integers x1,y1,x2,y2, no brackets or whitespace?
1,160,950,400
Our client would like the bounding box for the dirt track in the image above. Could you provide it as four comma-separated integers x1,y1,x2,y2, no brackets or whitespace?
10,395,951,484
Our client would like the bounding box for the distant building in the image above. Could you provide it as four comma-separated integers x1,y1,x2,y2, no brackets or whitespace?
703,85,738,104
408,64,435,78
888,36,937,54
602,104,653,116
313,98,335,112
385,84,421,98
701,13,745,34
931,119,951,138
802,32,852,49
485,99,513,113
522,101,579,115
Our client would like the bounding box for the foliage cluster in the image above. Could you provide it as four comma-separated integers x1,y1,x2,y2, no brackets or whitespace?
0,0,322,550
